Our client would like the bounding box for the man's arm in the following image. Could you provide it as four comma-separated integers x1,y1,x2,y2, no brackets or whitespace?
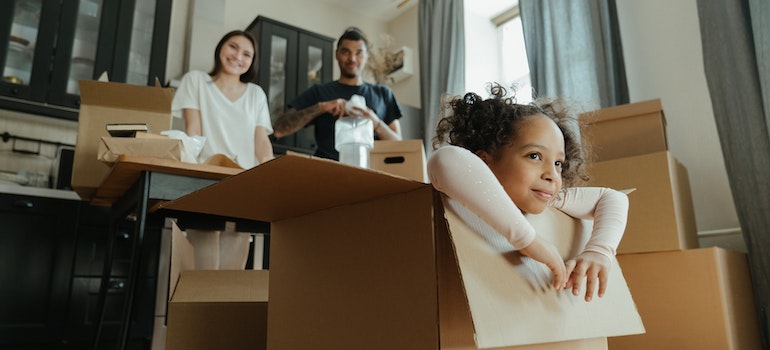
274,99,347,138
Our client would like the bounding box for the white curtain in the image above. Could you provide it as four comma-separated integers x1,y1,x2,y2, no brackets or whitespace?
419,0,465,154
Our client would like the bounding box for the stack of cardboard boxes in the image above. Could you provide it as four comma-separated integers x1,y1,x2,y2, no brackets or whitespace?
581,99,762,349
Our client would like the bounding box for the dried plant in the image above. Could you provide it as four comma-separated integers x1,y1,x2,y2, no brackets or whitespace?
366,34,404,84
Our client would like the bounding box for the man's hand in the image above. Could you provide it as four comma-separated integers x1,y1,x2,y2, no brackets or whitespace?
564,251,611,302
518,237,567,290
319,99,348,118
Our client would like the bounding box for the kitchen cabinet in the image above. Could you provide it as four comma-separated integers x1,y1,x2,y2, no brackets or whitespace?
0,193,78,348
246,16,334,155
0,0,172,121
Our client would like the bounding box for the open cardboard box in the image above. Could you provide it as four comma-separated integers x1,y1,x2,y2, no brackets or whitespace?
159,154,644,349
580,99,667,162
72,80,173,200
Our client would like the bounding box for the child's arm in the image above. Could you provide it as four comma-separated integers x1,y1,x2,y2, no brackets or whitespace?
428,145,567,289
550,187,629,301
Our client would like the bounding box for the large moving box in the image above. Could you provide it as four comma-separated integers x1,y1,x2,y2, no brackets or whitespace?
586,151,698,254
581,99,667,162
610,248,761,349
165,270,269,350
160,154,644,349
72,80,173,200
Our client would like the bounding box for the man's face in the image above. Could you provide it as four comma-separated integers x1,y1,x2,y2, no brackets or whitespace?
336,39,368,78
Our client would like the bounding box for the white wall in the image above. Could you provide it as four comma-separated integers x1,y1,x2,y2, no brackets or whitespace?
616,0,740,234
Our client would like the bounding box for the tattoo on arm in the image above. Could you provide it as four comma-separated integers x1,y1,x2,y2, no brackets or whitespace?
274,105,323,136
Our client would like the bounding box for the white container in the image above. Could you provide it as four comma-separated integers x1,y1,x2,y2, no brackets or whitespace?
335,116,374,168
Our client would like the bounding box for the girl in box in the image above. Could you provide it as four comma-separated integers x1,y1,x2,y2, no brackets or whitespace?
428,85,628,301
172,30,273,269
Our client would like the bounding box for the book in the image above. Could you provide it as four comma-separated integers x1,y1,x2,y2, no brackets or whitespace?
106,123,150,137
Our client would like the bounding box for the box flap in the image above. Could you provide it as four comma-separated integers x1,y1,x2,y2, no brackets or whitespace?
441,197,645,348
79,79,173,113
371,139,425,153
582,98,665,124
170,270,269,303
159,154,428,222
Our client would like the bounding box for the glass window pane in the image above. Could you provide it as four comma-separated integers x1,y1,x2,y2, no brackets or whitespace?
3,0,43,86
307,45,323,88
126,0,156,85
269,35,288,121
67,0,102,94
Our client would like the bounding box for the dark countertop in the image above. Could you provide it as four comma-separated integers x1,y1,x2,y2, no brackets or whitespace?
0,183,81,201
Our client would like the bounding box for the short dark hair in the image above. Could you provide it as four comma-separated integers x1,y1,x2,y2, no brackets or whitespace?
433,84,590,186
209,30,258,83
337,26,369,50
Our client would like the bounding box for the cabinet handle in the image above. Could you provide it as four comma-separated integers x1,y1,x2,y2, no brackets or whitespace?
109,280,126,290
12,200,34,209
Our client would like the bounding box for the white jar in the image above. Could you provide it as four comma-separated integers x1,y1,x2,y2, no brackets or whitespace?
334,116,374,168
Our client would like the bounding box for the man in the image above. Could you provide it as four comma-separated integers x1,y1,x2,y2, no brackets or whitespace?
273,27,403,160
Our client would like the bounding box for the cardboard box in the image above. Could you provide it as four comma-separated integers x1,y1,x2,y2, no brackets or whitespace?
97,136,184,165
165,270,269,350
72,80,173,200
581,99,667,162
610,248,761,349
160,154,644,349
370,139,428,182
586,151,698,254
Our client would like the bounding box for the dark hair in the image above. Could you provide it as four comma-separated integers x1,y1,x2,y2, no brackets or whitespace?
337,26,369,51
433,84,589,186
209,30,258,83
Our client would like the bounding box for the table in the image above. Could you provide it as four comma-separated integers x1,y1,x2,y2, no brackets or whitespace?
90,155,268,350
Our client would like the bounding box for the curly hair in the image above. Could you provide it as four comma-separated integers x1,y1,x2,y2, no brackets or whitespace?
432,84,590,187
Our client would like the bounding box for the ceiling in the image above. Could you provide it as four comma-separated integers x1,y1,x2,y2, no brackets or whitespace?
317,0,517,23
318,0,418,22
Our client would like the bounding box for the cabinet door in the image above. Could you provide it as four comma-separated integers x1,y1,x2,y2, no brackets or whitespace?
0,194,78,346
247,17,334,156
0,0,171,121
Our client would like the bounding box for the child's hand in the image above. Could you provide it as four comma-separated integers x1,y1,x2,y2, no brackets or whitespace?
518,237,566,290
564,251,611,302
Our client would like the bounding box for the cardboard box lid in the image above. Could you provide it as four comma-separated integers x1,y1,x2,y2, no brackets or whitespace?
159,154,427,222
441,198,645,348
79,79,174,113
582,98,665,123
170,270,269,303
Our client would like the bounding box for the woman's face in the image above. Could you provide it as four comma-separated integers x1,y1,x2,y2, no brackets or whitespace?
478,114,565,214
218,35,254,77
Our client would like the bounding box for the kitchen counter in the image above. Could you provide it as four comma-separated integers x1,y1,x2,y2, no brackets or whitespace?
0,183,81,201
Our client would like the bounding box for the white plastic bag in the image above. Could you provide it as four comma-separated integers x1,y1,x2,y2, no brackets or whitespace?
161,130,206,163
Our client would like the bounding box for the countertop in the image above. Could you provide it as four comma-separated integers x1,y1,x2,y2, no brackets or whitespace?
0,183,82,201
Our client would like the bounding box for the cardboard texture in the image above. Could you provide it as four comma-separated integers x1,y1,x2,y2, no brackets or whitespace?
166,270,269,350
581,99,667,162
610,248,761,350
72,80,173,200
97,136,184,165
369,139,428,182
586,151,698,254
160,154,643,349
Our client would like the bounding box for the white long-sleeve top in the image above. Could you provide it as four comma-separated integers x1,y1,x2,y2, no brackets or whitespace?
427,145,628,261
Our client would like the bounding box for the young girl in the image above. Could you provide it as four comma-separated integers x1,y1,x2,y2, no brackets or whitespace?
172,30,273,269
428,85,628,302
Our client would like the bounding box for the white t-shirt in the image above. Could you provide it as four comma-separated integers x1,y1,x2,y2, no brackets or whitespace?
172,70,273,169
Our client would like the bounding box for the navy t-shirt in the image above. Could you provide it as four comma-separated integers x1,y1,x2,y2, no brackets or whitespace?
288,81,403,160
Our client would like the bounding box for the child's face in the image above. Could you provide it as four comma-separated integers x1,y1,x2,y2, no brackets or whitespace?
478,114,565,214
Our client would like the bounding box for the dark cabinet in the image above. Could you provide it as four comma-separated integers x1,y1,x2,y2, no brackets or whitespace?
246,16,334,155
0,0,172,121
0,193,78,348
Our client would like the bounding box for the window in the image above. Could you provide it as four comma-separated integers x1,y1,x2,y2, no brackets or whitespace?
464,1,532,103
